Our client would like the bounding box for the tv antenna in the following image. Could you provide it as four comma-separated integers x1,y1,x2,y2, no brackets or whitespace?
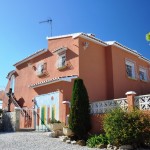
39,18,52,36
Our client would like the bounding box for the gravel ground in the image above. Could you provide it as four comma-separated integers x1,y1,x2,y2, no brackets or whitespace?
0,132,102,150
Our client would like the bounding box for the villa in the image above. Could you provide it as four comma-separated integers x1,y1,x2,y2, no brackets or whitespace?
2,32,150,130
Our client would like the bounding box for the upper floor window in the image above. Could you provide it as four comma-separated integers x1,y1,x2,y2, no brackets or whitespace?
36,62,47,77
125,60,136,79
58,54,66,69
53,47,67,70
139,67,148,81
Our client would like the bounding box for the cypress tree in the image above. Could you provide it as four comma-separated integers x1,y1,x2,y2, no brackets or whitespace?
68,78,91,139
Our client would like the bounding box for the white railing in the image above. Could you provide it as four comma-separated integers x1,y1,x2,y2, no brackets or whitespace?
134,94,150,110
90,98,128,114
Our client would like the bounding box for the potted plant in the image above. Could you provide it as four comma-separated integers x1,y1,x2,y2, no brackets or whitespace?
63,126,74,136
49,118,65,131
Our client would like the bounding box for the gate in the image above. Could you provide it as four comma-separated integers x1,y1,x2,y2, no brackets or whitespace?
19,108,35,129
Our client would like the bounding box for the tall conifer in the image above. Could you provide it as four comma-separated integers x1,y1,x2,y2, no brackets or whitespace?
69,78,91,139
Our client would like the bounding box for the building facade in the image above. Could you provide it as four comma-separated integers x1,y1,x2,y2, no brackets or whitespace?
3,33,150,130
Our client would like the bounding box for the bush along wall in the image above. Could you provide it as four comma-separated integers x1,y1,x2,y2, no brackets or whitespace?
68,78,91,140
103,108,150,148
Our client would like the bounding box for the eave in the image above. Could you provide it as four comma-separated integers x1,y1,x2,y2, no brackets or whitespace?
106,41,150,64
14,49,48,67
6,70,16,79
29,75,78,88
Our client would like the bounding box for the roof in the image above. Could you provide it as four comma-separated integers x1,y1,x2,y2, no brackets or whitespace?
14,49,48,67
13,33,150,67
29,75,78,88
47,32,108,47
6,70,16,79
106,41,150,64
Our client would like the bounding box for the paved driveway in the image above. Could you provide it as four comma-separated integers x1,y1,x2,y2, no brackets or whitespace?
0,132,100,150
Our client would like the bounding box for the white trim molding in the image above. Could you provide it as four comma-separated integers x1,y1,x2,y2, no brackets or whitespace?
6,70,16,79
125,91,136,95
29,75,78,88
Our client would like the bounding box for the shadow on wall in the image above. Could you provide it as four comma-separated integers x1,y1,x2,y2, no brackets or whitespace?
17,97,25,108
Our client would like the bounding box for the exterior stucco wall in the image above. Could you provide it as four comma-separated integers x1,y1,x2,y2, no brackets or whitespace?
78,37,107,101
33,81,75,123
4,34,150,127
12,37,79,110
110,45,150,98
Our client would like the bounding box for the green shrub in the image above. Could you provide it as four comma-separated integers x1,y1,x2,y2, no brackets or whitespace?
86,134,108,148
68,78,91,139
49,118,61,124
103,108,150,146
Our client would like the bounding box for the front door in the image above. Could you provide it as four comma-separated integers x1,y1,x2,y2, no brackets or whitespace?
34,91,59,131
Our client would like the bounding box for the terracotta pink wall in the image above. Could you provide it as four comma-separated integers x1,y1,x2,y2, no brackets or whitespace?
2,36,78,124
110,45,150,98
0,91,5,100
78,37,107,101
12,36,79,109
78,38,150,101
4,35,150,126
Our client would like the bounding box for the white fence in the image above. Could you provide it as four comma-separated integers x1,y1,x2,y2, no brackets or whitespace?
90,94,150,114
90,98,128,114
134,94,150,111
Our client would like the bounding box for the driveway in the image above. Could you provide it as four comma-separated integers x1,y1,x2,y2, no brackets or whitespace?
0,132,101,150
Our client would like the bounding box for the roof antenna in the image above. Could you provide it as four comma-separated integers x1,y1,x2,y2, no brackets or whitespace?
39,18,52,36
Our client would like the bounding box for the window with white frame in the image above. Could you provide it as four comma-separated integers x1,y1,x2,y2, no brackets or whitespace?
57,54,66,68
125,60,136,79
139,67,147,81
36,62,47,77
10,75,15,93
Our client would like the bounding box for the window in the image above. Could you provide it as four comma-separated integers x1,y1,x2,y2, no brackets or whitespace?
125,60,136,79
58,54,66,69
36,62,47,77
10,75,15,93
139,68,147,81
52,47,67,70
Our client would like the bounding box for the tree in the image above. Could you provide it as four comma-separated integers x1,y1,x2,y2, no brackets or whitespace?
146,32,150,41
68,78,91,139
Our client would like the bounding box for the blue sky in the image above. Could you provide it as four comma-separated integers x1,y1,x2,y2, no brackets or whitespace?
0,0,150,89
